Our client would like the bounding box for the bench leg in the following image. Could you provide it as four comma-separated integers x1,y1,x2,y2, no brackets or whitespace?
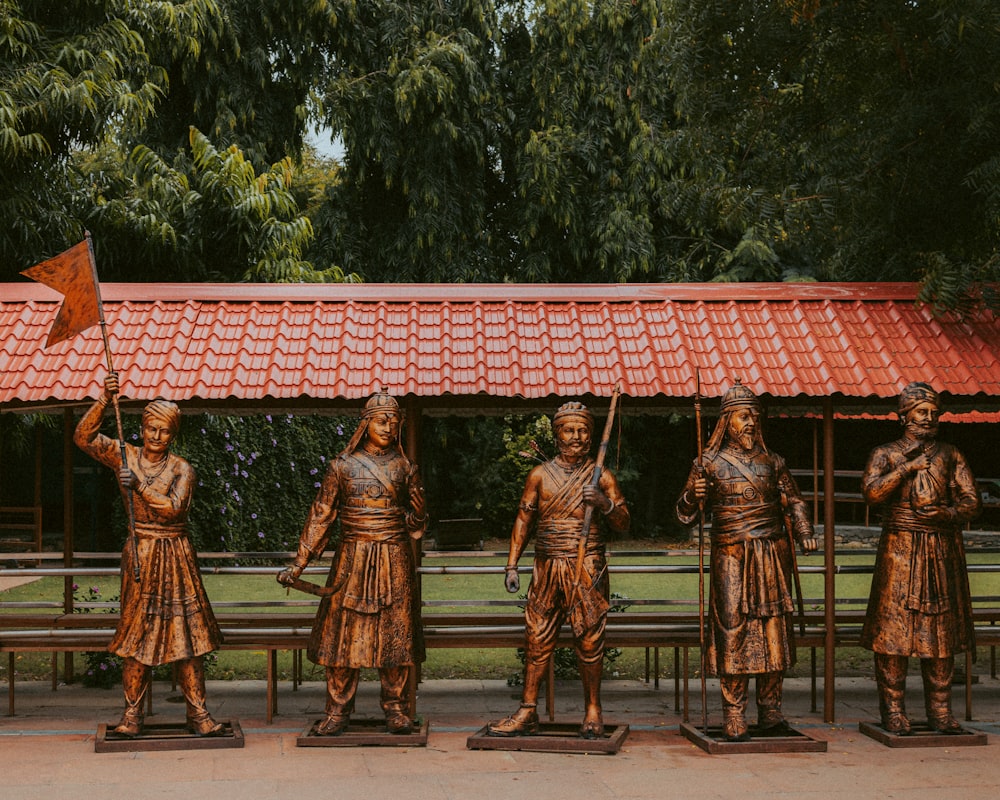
51,653,57,692
682,647,689,723
546,660,555,722
8,653,14,716
811,647,818,713
673,647,680,714
266,649,277,723
965,650,973,722
654,647,660,690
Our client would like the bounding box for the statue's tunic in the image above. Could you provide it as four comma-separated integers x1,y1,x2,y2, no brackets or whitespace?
861,438,981,658
297,449,423,668
525,459,613,654
74,408,221,666
677,447,811,676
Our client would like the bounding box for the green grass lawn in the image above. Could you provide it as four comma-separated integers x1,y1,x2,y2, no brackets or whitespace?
3,549,1000,684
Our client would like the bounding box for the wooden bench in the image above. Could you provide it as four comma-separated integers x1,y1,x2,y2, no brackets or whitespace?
0,611,318,721
4,552,1000,725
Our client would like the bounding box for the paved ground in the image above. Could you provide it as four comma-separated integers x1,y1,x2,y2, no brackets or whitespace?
2,674,1000,799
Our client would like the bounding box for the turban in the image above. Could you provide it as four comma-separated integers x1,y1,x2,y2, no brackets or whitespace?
142,399,181,434
552,401,594,433
898,382,940,417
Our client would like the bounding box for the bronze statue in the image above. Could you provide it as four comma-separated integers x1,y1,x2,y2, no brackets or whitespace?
74,373,223,737
676,381,816,741
278,391,426,735
487,401,630,739
860,382,981,734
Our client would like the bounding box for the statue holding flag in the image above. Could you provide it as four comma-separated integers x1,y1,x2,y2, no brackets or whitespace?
23,236,222,738
74,374,224,737
486,397,630,739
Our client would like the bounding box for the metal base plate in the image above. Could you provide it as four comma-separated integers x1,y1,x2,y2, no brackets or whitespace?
296,717,429,747
467,722,629,754
858,720,988,748
95,720,244,752
680,722,828,754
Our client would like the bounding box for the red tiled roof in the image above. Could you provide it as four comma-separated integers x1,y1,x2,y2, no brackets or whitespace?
1,282,998,414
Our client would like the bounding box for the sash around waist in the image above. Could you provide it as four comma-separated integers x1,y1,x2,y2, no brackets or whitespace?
134,523,185,539
341,529,409,544
711,527,784,547
887,506,955,536
711,506,784,545
535,521,602,558
340,507,406,539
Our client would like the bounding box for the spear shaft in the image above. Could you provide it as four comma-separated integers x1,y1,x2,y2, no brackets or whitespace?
695,370,708,733
572,383,622,595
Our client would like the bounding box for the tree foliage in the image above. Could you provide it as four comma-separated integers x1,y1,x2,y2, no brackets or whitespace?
1,1,997,306
657,0,1000,302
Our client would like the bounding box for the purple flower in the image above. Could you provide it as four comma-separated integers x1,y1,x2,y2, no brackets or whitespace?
251,513,258,520
257,532,265,539
241,470,248,479
265,415,272,423
336,425,344,436
314,482,321,488
310,467,318,476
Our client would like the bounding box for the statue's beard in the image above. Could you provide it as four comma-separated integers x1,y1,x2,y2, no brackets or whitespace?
735,430,755,451
557,440,588,459
906,420,938,441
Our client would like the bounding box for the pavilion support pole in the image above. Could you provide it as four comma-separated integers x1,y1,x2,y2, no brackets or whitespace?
823,398,836,722
63,409,75,684
404,397,423,714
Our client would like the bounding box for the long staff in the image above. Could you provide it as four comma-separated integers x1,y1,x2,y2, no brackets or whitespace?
86,234,140,582
572,383,622,595
695,370,708,733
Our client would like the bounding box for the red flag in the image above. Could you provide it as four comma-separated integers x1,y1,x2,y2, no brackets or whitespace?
21,239,103,348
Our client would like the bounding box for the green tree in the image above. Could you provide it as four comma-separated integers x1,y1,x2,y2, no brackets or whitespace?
499,0,675,282
0,0,350,282
657,0,1000,305
81,127,347,282
0,0,217,269
135,0,339,169
313,0,502,282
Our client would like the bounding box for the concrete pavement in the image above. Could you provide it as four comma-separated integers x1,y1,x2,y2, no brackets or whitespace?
2,674,1000,799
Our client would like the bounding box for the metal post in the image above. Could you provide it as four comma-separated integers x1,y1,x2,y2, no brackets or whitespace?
823,398,836,722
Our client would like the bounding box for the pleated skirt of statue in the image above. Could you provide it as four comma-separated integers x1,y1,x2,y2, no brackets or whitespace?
308,537,423,669
109,534,222,666
860,525,975,658
706,537,796,676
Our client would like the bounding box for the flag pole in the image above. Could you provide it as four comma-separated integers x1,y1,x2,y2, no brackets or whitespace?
85,233,140,582
695,369,708,734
